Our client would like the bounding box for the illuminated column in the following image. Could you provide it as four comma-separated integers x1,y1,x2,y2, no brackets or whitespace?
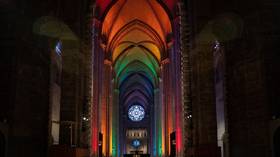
150,94,154,156
167,30,185,157
174,3,191,156
154,87,160,157
101,59,112,157
112,87,119,157
161,58,171,157
92,19,102,157
179,5,192,157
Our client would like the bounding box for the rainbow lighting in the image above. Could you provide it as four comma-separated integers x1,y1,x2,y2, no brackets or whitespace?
92,0,184,157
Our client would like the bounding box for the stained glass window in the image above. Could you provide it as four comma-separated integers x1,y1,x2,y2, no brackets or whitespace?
128,105,145,121
132,139,141,148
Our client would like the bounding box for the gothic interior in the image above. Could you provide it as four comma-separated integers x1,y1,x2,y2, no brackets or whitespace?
0,0,280,157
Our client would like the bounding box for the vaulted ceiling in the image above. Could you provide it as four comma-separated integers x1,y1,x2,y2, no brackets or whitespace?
100,0,173,113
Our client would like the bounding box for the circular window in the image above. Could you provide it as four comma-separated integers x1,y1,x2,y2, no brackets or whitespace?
132,139,141,148
128,105,145,122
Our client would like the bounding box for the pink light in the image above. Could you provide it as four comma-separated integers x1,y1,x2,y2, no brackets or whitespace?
92,127,98,153
175,88,182,152
176,127,182,151
91,130,98,153
96,0,111,16
164,0,178,11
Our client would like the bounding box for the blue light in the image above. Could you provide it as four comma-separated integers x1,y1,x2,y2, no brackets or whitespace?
132,139,141,148
128,105,145,122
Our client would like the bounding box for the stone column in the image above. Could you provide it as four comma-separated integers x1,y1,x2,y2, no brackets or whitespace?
49,43,62,145
92,26,102,157
112,87,119,157
153,87,160,157
191,42,218,157
60,40,81,146
178,2,192,156
161,59,171,157
102,59,112,157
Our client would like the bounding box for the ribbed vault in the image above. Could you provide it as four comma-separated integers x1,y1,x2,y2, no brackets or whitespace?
98,0,174,156
102,0,172,114
102,0,172,45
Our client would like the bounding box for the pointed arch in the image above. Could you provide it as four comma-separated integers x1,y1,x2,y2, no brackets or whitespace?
114,46,160,79
116,60,159,87
102,0,172,45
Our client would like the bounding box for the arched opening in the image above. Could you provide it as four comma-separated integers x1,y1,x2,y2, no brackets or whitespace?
91,0,184,157
274,127,280,157
0,131,5,157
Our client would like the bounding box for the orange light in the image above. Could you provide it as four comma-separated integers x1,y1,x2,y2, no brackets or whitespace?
102,0,172,47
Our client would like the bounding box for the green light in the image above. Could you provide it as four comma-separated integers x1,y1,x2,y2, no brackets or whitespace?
117,61,158,87
114,47,159,79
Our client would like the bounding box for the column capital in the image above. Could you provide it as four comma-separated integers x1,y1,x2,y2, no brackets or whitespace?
104,59,112,66
161,58,170,65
